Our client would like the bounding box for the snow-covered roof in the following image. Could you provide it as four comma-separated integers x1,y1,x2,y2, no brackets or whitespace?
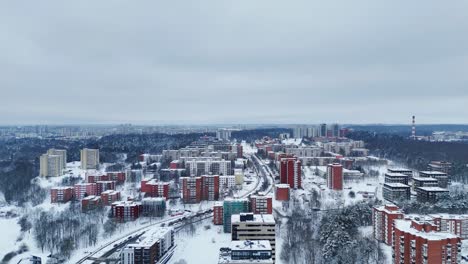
416,187,448,192
394,219,459,240
384,172,408,177
412,177,438,182
127,227,172,248
231,214,275,224
384,183,410,188
231,240,271,251
419,171,447,176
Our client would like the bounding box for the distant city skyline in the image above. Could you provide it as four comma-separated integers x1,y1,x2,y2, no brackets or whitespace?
1,1,467,125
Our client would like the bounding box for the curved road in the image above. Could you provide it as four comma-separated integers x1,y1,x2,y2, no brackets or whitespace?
76,155,270,264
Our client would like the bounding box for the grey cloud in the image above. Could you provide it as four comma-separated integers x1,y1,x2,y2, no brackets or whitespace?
0,0,468,125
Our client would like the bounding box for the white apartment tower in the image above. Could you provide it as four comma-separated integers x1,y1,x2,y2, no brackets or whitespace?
47,148,67,169
40,154,63,177
81,148,100,170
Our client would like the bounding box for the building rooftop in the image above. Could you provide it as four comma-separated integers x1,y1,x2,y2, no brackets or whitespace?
429,214,468,220
384,183,410,188
101,190,119,195
416,187,448,192
412,177,438,182
127,227,172,249
374,204,404,215
419,171,448,176
385,172,408,177
275,184,290,188
388,168,412,172
394,219,459,240
231,240,271,251
231,213,275,224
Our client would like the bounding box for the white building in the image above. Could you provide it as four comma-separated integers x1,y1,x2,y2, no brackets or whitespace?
231,213,276,262
47,149,67,169
39,153,63,177
81,148,100,170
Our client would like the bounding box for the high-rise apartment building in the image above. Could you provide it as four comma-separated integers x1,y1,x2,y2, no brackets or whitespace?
47,149,67,169
231,213,276,262
40,153,63,177
223,198,249,233
327,163,343,190
81,148,100,170
279,158,301,189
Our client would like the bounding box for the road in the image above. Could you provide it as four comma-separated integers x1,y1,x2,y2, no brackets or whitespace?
77,155,270,264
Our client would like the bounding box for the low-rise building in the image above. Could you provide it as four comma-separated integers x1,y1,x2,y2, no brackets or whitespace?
96,180,116,194
121,228,175,264
106,171,126,184
100,190,121,206
50,187,74,203
428,161,452,175
393,218,461,264
372,204,404,245
74,183,97,200
384,173,409,185
383,183,410,203
275,184,290,201
387,168,413,177
231,213,276,262
141,179,170,199
415,187,449,203
412,177,439,188
112,201,142,222
81,195,102,212
419,171,449,188
218,240,273,264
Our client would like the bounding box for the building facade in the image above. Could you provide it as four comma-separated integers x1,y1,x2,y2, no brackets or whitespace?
373,204,404,245
231,213,276,262
223,198,249,233
81,148,100,170
327,163,343,190
279,158,301,189
393,219,461,264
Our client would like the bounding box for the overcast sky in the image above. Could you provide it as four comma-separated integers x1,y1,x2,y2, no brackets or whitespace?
1,1,467,125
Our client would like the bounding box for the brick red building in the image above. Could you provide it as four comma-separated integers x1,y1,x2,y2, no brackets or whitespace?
250,195,273,214
74,183,97,200
50,187,74,203
279,157,301,189
373,204,404,245
236,144,243,159
107,172,126,184
393,218,461,264
81,195,102,212
101,190,121,206
201,175,220,201
96,181,116,194
430,214,468,240
181,176,203,203
112,201,142,222
327,163,343,190
169,160,182,169
141,179,170,199
87,173,109,183
213,202,224,225
275,184,290,201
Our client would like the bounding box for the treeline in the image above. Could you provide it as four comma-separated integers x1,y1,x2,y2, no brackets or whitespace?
281,200,385,264
401,185,468,215
348,124,468,137
231,128,292,143
348,131,468,182
28,204,107,259
97,132,210,162
0,132,209,204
